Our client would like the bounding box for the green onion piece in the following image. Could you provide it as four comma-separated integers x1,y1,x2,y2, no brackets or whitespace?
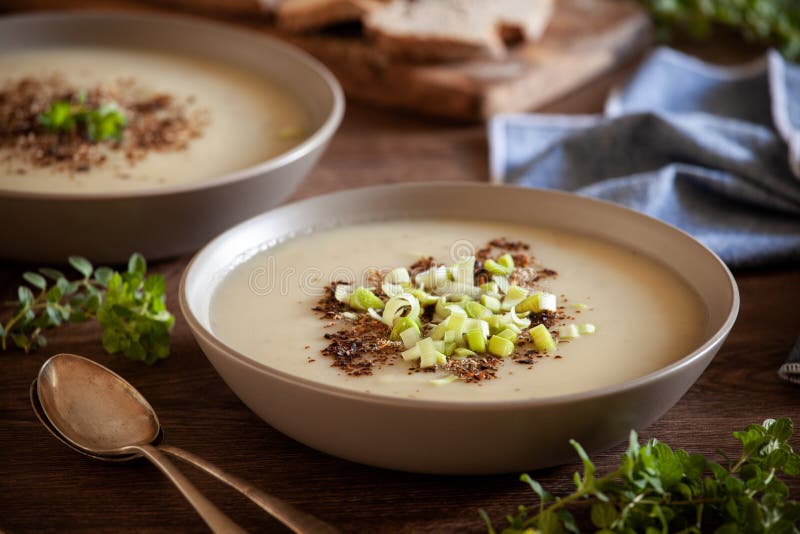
497,328,518,343
435,296,452,319
464,318,490,339
484,259,513,276
480,294,501,313
444,329,457,343
517,292,557,313
573,303,588,310
530,324,557,352
334,284,352,303
349,287,384,311
446,312,467,335
430,321,447,341
402,344,421,361
367,308,383,321
488,335,515,357
479,281,498,295
453,348,476,359
433,340,446,353
493,275,510,294
341,311,357,320
507,307,531,328
381,282,404,297
558,324,580,339
578,323,596,335
390,316,420,341
466,328,487,353
386,267,410,285
416,265,448,290
429,375,458,386
381,293,420,326
400,324,421,348
410,289,439,306
433,281,482,298
452,255,475,286
497,253,515,270
502,284,530,310
465,301,492,320
444,341,457,356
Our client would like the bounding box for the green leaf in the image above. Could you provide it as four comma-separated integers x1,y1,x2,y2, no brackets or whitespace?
46,284,63,304
23,272,47,290
93,266,114,287
591,502,618,529
17,285,34,306
127,253,146,277
520,474,552,504
38,267,65,281
68,256,93,278
537,510,564,534
12,333,30,351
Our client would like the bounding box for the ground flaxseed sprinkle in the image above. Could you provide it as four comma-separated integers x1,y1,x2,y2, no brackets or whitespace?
0,75,208,175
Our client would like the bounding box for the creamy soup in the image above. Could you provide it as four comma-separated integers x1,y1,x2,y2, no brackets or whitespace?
210,219,708,402
0,47,310,193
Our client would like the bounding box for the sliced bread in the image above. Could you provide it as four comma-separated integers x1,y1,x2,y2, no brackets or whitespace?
365,0,554,62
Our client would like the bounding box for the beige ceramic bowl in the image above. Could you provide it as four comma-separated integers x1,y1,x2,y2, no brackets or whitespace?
0,11,343,263
180,183,739,475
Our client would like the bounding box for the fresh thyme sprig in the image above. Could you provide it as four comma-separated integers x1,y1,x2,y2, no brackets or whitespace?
483,418,800,533
1,253,174,365
38,93,127,142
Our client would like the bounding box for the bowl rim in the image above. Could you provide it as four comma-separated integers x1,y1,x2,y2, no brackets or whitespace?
180,182,740,411
0,10,345,201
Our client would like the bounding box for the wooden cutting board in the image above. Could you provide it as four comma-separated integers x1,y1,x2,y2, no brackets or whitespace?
260,0,653,120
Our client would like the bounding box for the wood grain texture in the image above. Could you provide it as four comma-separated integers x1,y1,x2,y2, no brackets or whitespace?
0,8,798,532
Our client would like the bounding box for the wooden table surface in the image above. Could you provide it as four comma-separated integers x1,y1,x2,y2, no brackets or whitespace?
1,20,798,532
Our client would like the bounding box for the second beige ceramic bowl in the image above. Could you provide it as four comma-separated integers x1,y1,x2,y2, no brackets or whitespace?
0,11,343,263
181,183,739,474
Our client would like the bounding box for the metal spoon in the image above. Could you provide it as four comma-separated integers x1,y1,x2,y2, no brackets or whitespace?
32,353,338,534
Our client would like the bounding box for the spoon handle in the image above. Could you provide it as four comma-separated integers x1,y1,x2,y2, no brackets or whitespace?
131,444,246,534
159,445,339,534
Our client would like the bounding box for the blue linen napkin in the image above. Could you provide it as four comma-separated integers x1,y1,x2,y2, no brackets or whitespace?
489,47,800,268
488,47,800,384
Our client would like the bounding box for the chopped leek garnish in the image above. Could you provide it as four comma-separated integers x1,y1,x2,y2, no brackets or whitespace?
502,284,529,311
453,256,475,286
349,287,384,311
390,316,420,341
381,293,420,326
517,292,557,313
334,284,352,303
507,307,531,328
465,318,490,339
410,289,439,306
465,301,492,320
493,275,510,294
578,323,597,335
453,348,476,358
488,335,515,357
341,311,357,320
498,253,515,270
466,327,486,352
479,281,499,295
497,328,518,343
386,267,410,285
484,259,513,276
429,375,458,386
573,303,588,310
530,324,557,352
381,282,404,298
367,308,383,321
400,324,421,348
446,312,467,335
480,294,501,313
558,324,580,339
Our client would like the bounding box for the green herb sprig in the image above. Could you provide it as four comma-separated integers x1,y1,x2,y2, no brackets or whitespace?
38,95,127,143
639,0,800,60
1,253,174,365
483,418,800,533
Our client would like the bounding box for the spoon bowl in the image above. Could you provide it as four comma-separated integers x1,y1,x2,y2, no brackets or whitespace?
37,354,160,456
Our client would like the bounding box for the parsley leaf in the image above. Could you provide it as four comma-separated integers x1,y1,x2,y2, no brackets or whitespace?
1,253,173,365
38,99,127,142
483,418,800,533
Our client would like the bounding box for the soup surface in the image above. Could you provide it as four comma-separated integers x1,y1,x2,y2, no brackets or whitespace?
210,219,708,402
0,46,309,193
